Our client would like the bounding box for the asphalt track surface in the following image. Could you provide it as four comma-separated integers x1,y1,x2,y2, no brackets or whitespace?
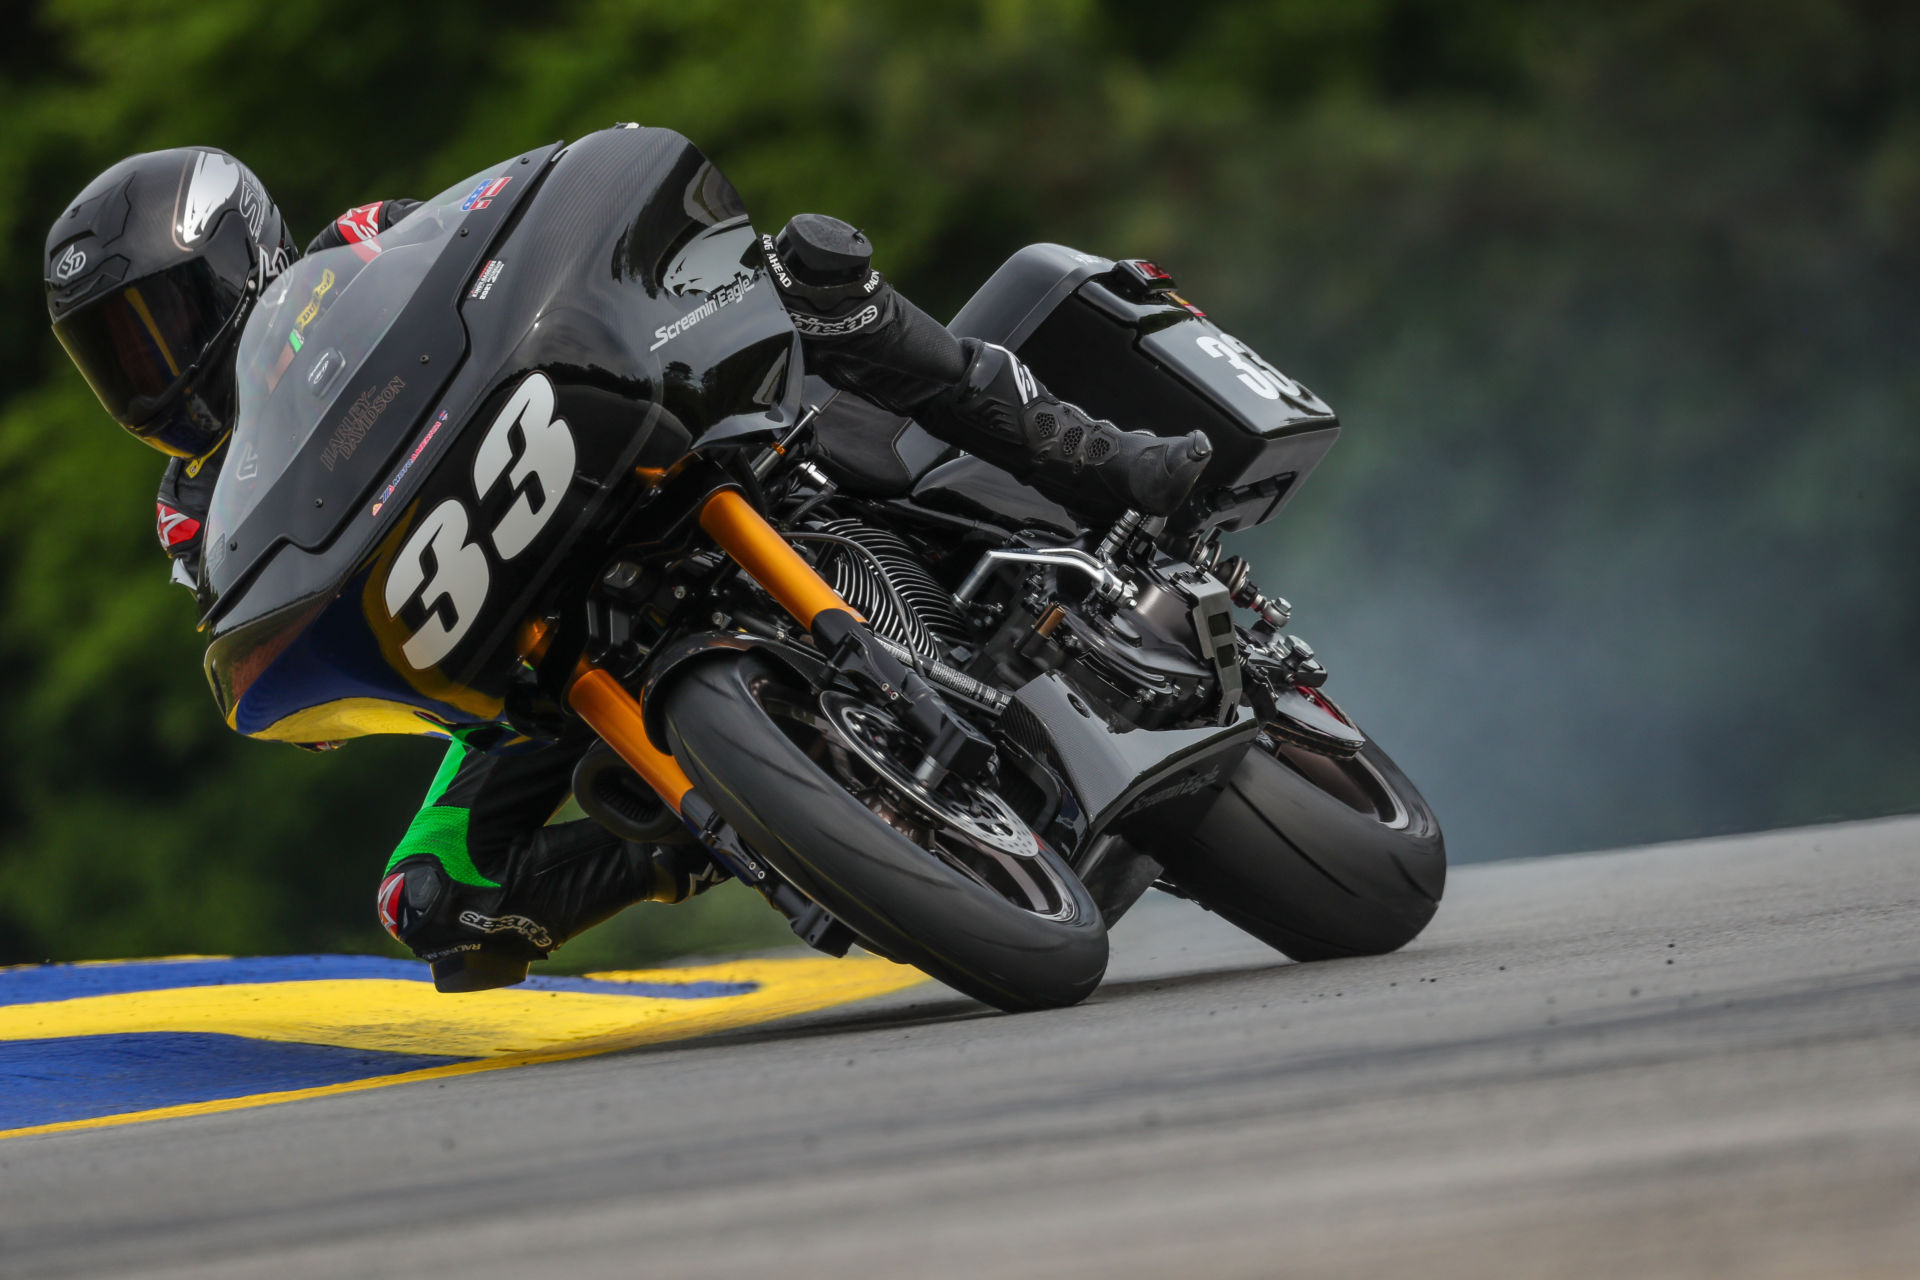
4,816,1917,1280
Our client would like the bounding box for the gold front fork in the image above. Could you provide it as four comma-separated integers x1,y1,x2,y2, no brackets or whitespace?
566,667,695,815
564,488,862,814
696,488,863,628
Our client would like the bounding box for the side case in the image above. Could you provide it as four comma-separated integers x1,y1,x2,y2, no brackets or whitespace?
949,244,1339,534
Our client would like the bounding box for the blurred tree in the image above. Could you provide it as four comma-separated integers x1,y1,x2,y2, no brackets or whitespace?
0,0,1914,962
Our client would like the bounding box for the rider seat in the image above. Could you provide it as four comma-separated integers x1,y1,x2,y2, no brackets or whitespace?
805,377,954,498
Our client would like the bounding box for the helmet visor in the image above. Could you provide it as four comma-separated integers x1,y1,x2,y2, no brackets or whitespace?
51,212,254,451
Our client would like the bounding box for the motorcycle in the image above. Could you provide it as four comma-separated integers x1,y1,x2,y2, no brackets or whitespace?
201,125,1445,1010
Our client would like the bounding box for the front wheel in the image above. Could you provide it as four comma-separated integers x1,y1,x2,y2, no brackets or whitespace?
661,653,1108,1011
1157,726,1446,962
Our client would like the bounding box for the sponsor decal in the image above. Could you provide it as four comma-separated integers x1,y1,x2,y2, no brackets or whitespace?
307,347,346,393
233,440,260,481
267,340,298,392
369,409,448,516
334,202,383,244
467,258,506,301
1132,766,1222,812
457,910,553,951
52,243,87,283
460,176,512,212
155,502,201,550
294,268,338,331
786,302,879,339
862,268,881,294
376,872,407,940
759,234,794,289
648,273,758,351
176,151,241,245
288,267,340,356
318,375,406,471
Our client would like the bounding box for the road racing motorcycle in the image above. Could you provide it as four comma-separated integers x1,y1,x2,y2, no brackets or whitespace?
202,126,1445,1010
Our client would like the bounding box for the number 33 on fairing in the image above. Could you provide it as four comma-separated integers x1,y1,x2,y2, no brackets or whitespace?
383,372,576,669
1195,332,1305,404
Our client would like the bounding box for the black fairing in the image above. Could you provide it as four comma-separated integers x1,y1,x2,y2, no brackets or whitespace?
204,127,800,743
1003,672,1259,849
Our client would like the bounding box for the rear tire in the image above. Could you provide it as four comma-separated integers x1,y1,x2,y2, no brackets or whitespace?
1158,731,1445,961
661,653,1108,1011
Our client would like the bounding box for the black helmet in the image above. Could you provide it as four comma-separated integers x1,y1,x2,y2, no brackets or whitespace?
45,147,297,459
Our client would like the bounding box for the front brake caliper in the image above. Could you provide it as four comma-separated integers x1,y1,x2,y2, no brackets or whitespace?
809,608,997,784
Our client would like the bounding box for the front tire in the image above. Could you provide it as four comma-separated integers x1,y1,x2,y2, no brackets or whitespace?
661,653,1108,1011
1158,729,1445,961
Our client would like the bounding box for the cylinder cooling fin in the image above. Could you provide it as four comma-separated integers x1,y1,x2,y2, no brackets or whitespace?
814,517,970,659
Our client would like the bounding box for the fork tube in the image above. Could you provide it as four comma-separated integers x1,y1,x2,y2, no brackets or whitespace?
567,666,694,815
567,493,858,817
697,489,864,629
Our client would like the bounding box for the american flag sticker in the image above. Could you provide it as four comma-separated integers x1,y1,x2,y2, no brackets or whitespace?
461,176,513,211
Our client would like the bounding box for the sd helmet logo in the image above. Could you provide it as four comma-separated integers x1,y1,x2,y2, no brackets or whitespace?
52,243,86,282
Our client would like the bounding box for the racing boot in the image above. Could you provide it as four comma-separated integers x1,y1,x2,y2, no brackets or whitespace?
376,822,725,993
921,338,1213,523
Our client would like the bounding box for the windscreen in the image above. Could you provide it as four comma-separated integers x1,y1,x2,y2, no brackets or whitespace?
207,167,501,544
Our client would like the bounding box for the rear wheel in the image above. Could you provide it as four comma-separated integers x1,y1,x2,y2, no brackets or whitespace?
1158,725,1445,961
661,653,1107,1011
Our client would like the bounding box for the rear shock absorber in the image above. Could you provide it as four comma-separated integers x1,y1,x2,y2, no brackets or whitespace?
1094,509,1144,565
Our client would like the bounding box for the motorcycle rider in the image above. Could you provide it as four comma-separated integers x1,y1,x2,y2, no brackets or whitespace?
43,143,1212,991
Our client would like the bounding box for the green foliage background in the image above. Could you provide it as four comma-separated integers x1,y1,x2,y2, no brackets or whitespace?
0,0,1914,964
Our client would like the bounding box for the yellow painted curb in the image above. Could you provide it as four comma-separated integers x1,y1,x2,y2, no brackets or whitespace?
0,956,923,1142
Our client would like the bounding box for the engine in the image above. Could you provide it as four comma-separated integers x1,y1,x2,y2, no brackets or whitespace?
814,517,971,660
964,548,1232,732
